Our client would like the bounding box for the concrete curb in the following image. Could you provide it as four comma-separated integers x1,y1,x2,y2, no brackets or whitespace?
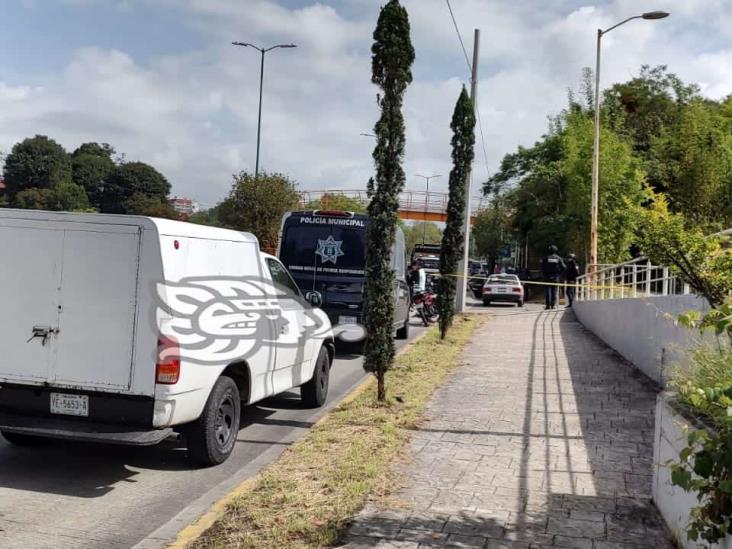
137,328,433,549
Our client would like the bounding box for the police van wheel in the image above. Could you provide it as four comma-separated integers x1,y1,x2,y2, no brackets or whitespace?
396,315,410,339
518,300,524,307
187,376,240,467
302,347,330,408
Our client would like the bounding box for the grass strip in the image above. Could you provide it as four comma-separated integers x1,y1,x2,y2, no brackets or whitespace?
190,315,482,549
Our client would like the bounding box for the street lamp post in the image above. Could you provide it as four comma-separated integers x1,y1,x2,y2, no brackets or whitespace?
232,41,297,179
590,11,668,273
415,174,441,245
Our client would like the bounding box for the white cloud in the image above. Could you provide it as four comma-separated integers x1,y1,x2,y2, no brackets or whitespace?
1,0,731,206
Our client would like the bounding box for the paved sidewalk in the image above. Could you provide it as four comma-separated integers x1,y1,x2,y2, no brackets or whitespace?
342,306,673,548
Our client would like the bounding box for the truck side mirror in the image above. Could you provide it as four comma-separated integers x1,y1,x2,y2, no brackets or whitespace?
305,291,323,307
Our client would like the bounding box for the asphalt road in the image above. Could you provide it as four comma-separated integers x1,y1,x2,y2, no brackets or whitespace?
0,319,426,549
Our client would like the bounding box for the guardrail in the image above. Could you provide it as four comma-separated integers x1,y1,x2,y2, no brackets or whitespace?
576,256,691,301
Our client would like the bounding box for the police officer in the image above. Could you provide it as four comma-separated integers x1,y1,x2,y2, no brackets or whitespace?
541,245,565,309
564,253,580,308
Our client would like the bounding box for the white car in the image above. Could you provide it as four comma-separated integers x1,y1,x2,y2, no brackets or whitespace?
0,209,334,466
482,274,524,307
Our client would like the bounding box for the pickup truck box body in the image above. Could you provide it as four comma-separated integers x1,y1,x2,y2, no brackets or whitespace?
0,209,333,452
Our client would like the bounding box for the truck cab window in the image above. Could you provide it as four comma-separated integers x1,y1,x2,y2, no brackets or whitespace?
266,258,301,296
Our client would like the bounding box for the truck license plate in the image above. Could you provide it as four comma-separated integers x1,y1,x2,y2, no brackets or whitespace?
50,393,89,417
339,316,358,325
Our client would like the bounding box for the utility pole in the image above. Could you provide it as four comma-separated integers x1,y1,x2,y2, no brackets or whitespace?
455,28,480,313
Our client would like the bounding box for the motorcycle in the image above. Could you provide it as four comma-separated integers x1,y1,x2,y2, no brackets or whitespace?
412,281,439,327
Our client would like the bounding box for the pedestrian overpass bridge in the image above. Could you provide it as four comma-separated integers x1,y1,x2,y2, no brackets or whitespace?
299,190,491,224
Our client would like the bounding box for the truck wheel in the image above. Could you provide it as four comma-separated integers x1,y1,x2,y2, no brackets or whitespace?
395,314,410,339
1,431,47,446
301,347,330,408
187,376,240,466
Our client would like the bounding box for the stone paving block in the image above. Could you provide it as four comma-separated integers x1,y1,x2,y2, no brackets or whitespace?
341,308,672,549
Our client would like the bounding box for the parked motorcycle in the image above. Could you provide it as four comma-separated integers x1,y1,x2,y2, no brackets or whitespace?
412,282,439,327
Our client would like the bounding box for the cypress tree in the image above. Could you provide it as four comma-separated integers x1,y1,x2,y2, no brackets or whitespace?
363,0,415,402
438,87,476,339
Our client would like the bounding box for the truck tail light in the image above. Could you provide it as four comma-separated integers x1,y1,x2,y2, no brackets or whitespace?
156,336,180,385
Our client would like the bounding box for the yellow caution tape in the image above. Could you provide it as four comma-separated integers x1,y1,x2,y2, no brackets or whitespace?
438,272,636,291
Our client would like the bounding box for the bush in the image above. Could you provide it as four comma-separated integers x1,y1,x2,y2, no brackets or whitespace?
669,345,732,544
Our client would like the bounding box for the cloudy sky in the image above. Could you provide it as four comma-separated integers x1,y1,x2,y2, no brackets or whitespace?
1,0,730,207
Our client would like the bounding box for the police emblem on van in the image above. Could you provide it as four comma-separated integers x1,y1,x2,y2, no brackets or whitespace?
315,235,344,265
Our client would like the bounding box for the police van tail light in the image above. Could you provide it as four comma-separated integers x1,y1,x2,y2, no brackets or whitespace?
156,336,180,385
512,287,523,293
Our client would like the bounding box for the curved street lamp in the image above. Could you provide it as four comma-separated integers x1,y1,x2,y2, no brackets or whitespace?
590,11,669,272
415,174,442,245
232,42,297,179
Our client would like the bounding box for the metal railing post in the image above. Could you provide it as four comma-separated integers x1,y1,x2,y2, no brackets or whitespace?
662,267,669,296
645,260,652,296
632,263,638,298
609,268,615,299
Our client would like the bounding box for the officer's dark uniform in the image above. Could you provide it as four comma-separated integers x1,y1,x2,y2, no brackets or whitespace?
541,246,565,309
564,254,580,308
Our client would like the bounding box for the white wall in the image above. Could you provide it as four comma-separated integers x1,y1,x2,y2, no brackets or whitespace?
573,295,711,386
653,394,732,549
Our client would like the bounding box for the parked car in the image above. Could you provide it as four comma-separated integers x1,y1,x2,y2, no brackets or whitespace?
0,209,334,466
278,210,410,342
482,274,524,307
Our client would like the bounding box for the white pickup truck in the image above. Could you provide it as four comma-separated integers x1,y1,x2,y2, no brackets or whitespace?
0,209,334,466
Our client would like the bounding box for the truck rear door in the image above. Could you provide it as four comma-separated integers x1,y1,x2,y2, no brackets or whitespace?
52,224,142,391
0,223,64,383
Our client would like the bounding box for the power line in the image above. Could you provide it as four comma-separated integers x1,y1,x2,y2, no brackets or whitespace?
444,0,491,182
446,0,472,73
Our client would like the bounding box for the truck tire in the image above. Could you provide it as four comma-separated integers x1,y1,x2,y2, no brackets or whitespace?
395,314,410,339
1,431,47,446
187,376,240,466
301,347,330,408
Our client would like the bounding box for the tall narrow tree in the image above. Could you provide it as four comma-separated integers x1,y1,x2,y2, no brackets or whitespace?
363,0,415,402
438,87,476,339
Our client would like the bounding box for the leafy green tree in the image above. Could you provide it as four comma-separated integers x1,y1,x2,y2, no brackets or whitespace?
403,221,442,255
304,192,367,213
123,192,177,219
71,142,116,208
189,205,224,227
651,100,732,229
604,65,698,159
100,162,171,214
438,88,475,339
487,97,645,266
13,188,53,210
218,171,300,252
638,196,732,309
473,196,512,268
13,182,91,212
46,181,91,211
363,0,414,401
3,135,71,201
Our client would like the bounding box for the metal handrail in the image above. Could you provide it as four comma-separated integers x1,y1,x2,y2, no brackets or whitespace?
575,256,690,301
